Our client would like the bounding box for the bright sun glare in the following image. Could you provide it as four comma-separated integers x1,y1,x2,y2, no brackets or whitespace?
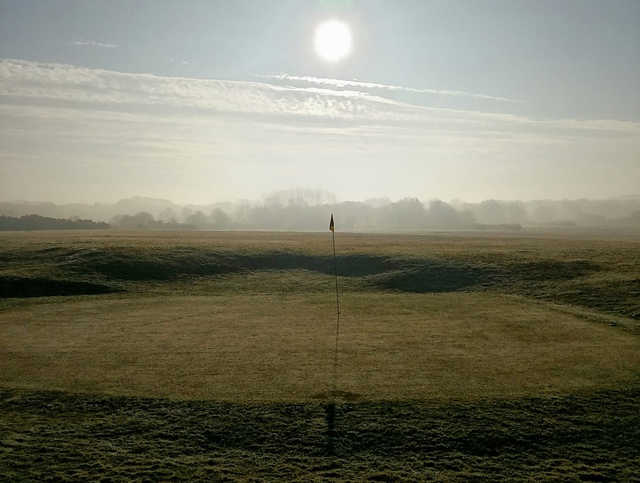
314,20,352,62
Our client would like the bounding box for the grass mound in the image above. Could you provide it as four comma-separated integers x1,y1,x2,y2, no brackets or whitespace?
367,261,498,293
62,249,396,281
76,251,400,280
550,278,640,320
56,249,603,293
506,259,601,281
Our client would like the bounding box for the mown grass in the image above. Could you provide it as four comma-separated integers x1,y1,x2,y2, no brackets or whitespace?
1,229,639,480
2,292,638,401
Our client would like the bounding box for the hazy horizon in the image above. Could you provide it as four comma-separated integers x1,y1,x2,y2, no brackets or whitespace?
3,190,640,233
1,0,639,204
2,191,640,207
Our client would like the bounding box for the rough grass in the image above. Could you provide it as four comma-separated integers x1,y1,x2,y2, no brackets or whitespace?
0,230,638,319
1,387,638,481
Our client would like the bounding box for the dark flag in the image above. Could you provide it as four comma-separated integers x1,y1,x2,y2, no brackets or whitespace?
329,213,334,232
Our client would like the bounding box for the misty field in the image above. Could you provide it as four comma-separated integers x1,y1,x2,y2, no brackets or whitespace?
1,230,639,480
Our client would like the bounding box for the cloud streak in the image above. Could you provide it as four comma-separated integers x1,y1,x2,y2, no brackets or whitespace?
259,73,521,103
1,58,636,140
0,58,415,123
72,40,119,49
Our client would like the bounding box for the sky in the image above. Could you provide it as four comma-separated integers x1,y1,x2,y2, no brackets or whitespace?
0,0,638,204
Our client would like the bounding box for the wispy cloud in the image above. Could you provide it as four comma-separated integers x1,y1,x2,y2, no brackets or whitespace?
0,58,466,126
0,58,638,204
72,40,118,49
259,73,521,103
1,58,635,139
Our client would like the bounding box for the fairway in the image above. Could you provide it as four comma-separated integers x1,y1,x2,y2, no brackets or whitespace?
2,292,638,402
1,230,640,480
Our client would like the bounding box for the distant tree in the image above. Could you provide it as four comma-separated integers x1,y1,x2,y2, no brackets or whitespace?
158,207,177,223
0,215,109,230
112,212,157,229
426,200,458,227
382,198,427,228
185,211,207,227
209,208,231,228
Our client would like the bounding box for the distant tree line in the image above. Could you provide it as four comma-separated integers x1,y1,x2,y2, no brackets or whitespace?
108,198,503,231
2,191,640,232
110,209,231,230
0,215,109,231
456,199,640,227
229,198,478,231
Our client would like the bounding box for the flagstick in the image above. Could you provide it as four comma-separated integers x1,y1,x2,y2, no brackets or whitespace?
326,214,340,455
331,216,340,398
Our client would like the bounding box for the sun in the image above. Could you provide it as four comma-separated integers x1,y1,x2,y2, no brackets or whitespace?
314,20,352,62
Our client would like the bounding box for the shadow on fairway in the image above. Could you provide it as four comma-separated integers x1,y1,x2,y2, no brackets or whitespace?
0,275,121,298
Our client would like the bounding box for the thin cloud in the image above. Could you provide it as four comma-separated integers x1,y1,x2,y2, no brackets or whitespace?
0,58,453,125
0,59,636,140
0,59,638,205
260,73,521,103
72,40,118,49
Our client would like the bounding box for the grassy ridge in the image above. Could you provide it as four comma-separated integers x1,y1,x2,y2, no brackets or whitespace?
1,230,639,319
